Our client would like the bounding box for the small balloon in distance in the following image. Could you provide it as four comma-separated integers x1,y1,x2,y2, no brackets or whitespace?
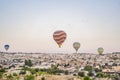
53,30,67,48
98,47,104,55
73,42,80,52
4,44,10,51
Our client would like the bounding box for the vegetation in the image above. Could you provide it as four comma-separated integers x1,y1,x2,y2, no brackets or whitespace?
96,72,104,78
112,63,117,66
84,65,92,72
87,71,94,77
0,68,6,79
0,72,3,79
0,68,6,73
111,74,120,80
0,65,2,68
0,63,119,80
6,74,14,80
30,69,36,75
24,75,35,80
78,71,85,77
13,73,17,76
19,70,26,75
25,59,33,67
112,57,119,60
64,70,69,75
35,68,39,72
83,76,93,80
94,68,102,73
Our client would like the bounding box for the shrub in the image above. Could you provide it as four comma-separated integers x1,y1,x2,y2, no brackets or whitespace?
0,72,3,79
19,70,26,75
84,66,92,72
64,70,69,75
83,76,91,80
87,71,94,77
78,72,85,77
96,72,104,78
13,73,17,76
6,74,13,80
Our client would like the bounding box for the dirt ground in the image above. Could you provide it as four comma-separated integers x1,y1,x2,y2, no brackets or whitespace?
36,75,81,80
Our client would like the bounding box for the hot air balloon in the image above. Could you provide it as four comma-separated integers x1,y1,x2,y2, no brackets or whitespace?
98,47,104,55
4,44,9,51
73,42,80,53
53,30,67,48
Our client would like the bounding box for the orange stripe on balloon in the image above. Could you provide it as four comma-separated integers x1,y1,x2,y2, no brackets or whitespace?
53,35,66,40
54,37,66,41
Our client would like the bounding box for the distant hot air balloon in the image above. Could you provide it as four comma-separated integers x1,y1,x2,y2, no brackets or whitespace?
73,42,80,53
98,47,104,55
4,44,9,51
53,30,67,48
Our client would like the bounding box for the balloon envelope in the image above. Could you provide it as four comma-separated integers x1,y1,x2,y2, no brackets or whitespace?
4,44,9,51
98,47,104,55
73,42,80,52
53,30,67,48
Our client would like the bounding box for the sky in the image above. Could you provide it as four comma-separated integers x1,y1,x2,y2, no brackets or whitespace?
0,0,120,53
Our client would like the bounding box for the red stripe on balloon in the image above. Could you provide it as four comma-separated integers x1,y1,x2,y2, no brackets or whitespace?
53,35,66,40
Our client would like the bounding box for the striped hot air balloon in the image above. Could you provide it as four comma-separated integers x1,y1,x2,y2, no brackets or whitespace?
53,30,67,48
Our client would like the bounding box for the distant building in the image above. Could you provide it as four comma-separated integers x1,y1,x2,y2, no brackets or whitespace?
112,52,120,54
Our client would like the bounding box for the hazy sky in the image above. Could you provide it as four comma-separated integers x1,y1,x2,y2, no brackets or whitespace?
0,0,120,53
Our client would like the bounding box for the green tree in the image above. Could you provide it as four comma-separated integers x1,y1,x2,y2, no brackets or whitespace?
15,75,20,80
28,60,33,67
73,74,77,76
22,66,30,71
64,70,69,75
13,73,17,76
35,68,39,72
0,65,2,68
112,63,117,66
25,60,28,66
0,72,3,79
83,76,92,80
25,60,33,67
30,69,36,75
87,71,94,77
0,68,6,79
0,68,6,73
105,63,108,66
111,74,120,80
96,72,104,78
6,74,14,80
78,72,85,77
94,68,102,73
51,64,58,70
84,66,92,72
19,70,26,75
